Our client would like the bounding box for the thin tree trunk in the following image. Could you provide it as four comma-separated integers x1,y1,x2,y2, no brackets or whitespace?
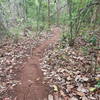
66,0,74,46
48,0,50,28
56,0,60,26
0,20,8,42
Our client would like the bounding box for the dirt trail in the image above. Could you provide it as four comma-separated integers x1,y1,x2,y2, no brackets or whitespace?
16,27,61,100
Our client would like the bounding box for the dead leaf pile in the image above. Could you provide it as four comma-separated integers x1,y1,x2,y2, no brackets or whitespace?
41,43,100,100
0,31,53,100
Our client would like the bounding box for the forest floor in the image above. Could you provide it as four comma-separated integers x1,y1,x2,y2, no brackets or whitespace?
0,27,62,100
0,27,100,100
15,27,61,100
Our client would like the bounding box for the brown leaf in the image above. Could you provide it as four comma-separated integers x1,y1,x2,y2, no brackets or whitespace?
3,98,11,100
75,91,85,97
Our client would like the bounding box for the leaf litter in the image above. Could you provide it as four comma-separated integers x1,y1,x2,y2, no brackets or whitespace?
41,40,100,100
0,28,99,100
0,31,53,100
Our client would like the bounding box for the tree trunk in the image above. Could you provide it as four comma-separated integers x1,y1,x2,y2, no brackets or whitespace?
0,19,8,42
91,0,100,25
96,0,100,22
48,0,50,28
56,0,61,26
0,4,8,41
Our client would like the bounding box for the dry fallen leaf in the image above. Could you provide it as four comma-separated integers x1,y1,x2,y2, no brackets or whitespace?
3,98,11,100
77,85,88,93
75,91,85,97
53,85,58,92
60,90,66,97
82,96,88,100
70,96,78,100
48,94,53,100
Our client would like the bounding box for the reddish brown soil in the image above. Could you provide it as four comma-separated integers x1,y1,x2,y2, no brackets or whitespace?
16,27,61,100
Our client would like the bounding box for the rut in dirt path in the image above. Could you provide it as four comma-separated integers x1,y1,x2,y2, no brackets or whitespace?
16,27,61,100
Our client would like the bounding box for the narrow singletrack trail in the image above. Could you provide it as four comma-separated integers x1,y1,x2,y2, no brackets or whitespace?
16,27,61,100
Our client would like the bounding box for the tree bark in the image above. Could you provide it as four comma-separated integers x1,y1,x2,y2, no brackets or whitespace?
0,19,8,41
96,0,100,21
56,0,61,26
48,0,50,28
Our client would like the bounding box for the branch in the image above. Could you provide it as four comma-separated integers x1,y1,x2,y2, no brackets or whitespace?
79,2,100,14
50,3,68,17
50,1,100,18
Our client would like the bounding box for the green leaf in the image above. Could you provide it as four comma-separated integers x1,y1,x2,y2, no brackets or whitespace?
95,81,100,88
95,84,100,88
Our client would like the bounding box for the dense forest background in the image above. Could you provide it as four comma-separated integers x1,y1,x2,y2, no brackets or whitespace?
0,0,100,36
